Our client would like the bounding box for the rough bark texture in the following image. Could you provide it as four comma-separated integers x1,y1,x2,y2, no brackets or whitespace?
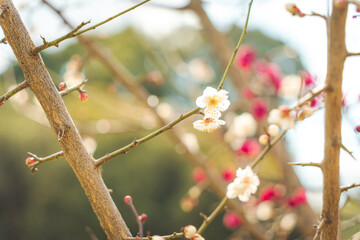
321,2,348,239
0,1,131,239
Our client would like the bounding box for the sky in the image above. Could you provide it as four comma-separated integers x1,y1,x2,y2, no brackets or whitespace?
1,0,360,211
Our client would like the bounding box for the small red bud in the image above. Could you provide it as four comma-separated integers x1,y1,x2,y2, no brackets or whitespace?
79,92,88,102
355,126,360,133
25,157,35,166
124,195,133,205
0,101,4,107
58,82,67,91
139,213,147,224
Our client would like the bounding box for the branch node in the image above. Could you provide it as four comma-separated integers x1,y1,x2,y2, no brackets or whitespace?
57,126,65,142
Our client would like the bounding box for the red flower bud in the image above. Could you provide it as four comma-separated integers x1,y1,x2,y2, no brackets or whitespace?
355,126,360,133
25,157,35,166
124,195,133,205
0,101,4,107
79,92,88,102
58,82,67,91
139,213,147,224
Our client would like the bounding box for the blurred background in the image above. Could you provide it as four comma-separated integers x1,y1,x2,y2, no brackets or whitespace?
1,0,360,239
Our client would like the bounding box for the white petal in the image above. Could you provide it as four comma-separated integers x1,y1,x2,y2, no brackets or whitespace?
203,86,217,96
196,96,206,108
204,107,221,118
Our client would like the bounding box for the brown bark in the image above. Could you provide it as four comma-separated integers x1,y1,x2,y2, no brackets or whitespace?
0,1,131,239
321,2,348,239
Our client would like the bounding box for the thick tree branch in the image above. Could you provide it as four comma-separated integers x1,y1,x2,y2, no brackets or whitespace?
0,1,131,238
320,2,348,239
0,80,28,102
33,0,151,53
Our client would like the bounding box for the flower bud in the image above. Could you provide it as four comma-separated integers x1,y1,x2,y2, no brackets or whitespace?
183,225,197,238
124,195,133,205
139,213,147,224
25,157,35,166
79,92,88,102
0,101,4,107
355,126,360,133
267,124,280,137
285,3,305,17
259,134,269,145
58,82,67,91
191,234,205,240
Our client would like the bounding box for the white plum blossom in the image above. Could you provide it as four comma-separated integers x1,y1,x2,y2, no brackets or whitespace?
267,124,280,137
183,225,197,238
279,75,302,99
196,86,230,118
226,166,260,202
232,112,257,138
193,117,226,133
267,105,294,129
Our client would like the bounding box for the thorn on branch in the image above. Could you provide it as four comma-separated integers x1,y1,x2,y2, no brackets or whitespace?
58,126,65,142
339,142,356,160
0,37,7,44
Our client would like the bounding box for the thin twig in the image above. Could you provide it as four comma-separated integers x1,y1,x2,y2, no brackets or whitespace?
95,107,201,167
197,197,228,235
27,151,64,173
85,226,99,240
289,162,322,168
60,79,87,97
290,85,327,111
126,232,184,240
251,130,287,169
216,0,254,91
33,0,151,53
340,183,360,193
313,218,326,240
308,11,327,20
0,81,28,102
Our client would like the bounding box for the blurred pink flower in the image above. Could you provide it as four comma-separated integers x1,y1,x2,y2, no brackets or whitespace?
256,62,282,92
236,139,261,157
223,212,243,230
192,167,206,183
258,184,284,203
287,188,307,208
252,99,268,120
222,168,236,182
236,45,256,71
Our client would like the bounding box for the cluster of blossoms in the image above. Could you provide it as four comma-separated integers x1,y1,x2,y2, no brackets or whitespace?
226,166,260,202
193,87,230,133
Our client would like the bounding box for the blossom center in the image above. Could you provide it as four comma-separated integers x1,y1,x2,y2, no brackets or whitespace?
243,176,251,184
204,118,215,125
208,96,219,106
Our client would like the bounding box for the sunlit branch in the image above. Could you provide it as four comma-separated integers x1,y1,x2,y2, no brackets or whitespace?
289,162,322,168
95,107,201,167
197,197,228,235
33,0,151,53
0,80,28,103
251,130,287,169
27,151,64,173
126,232,184,240
217,0,254,91
291,84,327,111
32,21,90,53
60,79,87,97
346,52,360,57
307,11,327,20
340,183,360,193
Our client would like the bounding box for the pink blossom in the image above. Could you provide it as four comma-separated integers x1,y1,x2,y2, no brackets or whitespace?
236,139,261,157
236,45,256,71
222,168,236,182
192,167,206,183
223,212,243,230
258,185,284,203
242,87,256,100
256,62,282,92
252,99,268,120
287,188,307,208
300,71,316,87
